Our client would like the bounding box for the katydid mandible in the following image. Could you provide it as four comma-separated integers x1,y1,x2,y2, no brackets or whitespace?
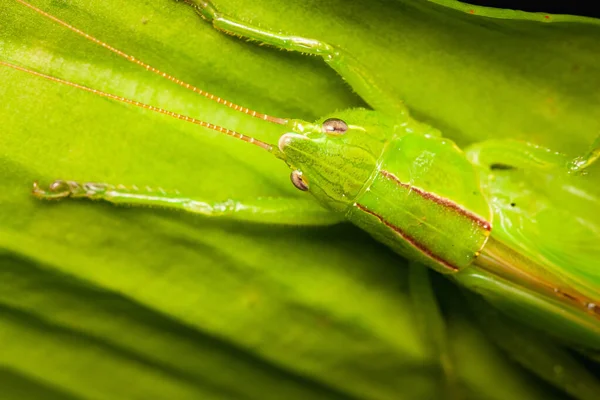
3,0,600,353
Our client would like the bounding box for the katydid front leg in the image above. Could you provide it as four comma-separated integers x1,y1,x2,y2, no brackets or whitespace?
33,180,343,226
185,0,408,116
466,139,570,172
466,137,600,174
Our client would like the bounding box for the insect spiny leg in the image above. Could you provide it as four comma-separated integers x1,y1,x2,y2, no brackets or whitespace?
33,180,186,201
33,180,84,199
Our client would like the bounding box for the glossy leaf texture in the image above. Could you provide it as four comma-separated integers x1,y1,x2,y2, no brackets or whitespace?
1,1,599,399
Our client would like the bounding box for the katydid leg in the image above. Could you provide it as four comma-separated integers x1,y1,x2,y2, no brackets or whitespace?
569,135,600,173
465,139,569,172
184,0,407,116
33,180,342,226
408,265,458,397
466,137,600,174
453,265,600,350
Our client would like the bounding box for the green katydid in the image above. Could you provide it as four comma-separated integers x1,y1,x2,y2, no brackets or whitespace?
3,0,600,359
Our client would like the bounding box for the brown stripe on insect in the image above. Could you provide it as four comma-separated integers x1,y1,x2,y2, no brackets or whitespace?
380,170,492,232
553,287,600,318
354,203,459,272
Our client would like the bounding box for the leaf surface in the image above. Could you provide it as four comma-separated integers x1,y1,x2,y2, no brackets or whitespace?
1,0,599,399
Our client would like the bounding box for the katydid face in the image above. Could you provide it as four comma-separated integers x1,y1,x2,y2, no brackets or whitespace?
279,109,397,212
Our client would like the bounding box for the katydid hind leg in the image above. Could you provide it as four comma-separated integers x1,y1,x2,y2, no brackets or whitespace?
33,180,342,226
464,290,600,400
183,0,407,116
453,267,600,350
408,265,460,399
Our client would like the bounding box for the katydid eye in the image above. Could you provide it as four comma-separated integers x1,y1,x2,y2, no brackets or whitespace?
290,170,309,191
322,118,348,135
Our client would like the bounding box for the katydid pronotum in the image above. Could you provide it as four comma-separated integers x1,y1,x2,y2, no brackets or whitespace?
3,0,600,358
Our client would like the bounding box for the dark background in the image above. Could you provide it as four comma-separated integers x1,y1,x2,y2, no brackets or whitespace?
466,0,600,18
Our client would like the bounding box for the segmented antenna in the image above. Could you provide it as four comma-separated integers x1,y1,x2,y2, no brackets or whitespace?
0,60,275,152
15,0,289,125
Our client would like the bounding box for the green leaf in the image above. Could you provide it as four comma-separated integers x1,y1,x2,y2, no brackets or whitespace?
1,1,599,399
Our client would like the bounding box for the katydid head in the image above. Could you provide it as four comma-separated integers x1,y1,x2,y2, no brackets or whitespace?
4,54,394,210
2,1,396,209
278,108,397,212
